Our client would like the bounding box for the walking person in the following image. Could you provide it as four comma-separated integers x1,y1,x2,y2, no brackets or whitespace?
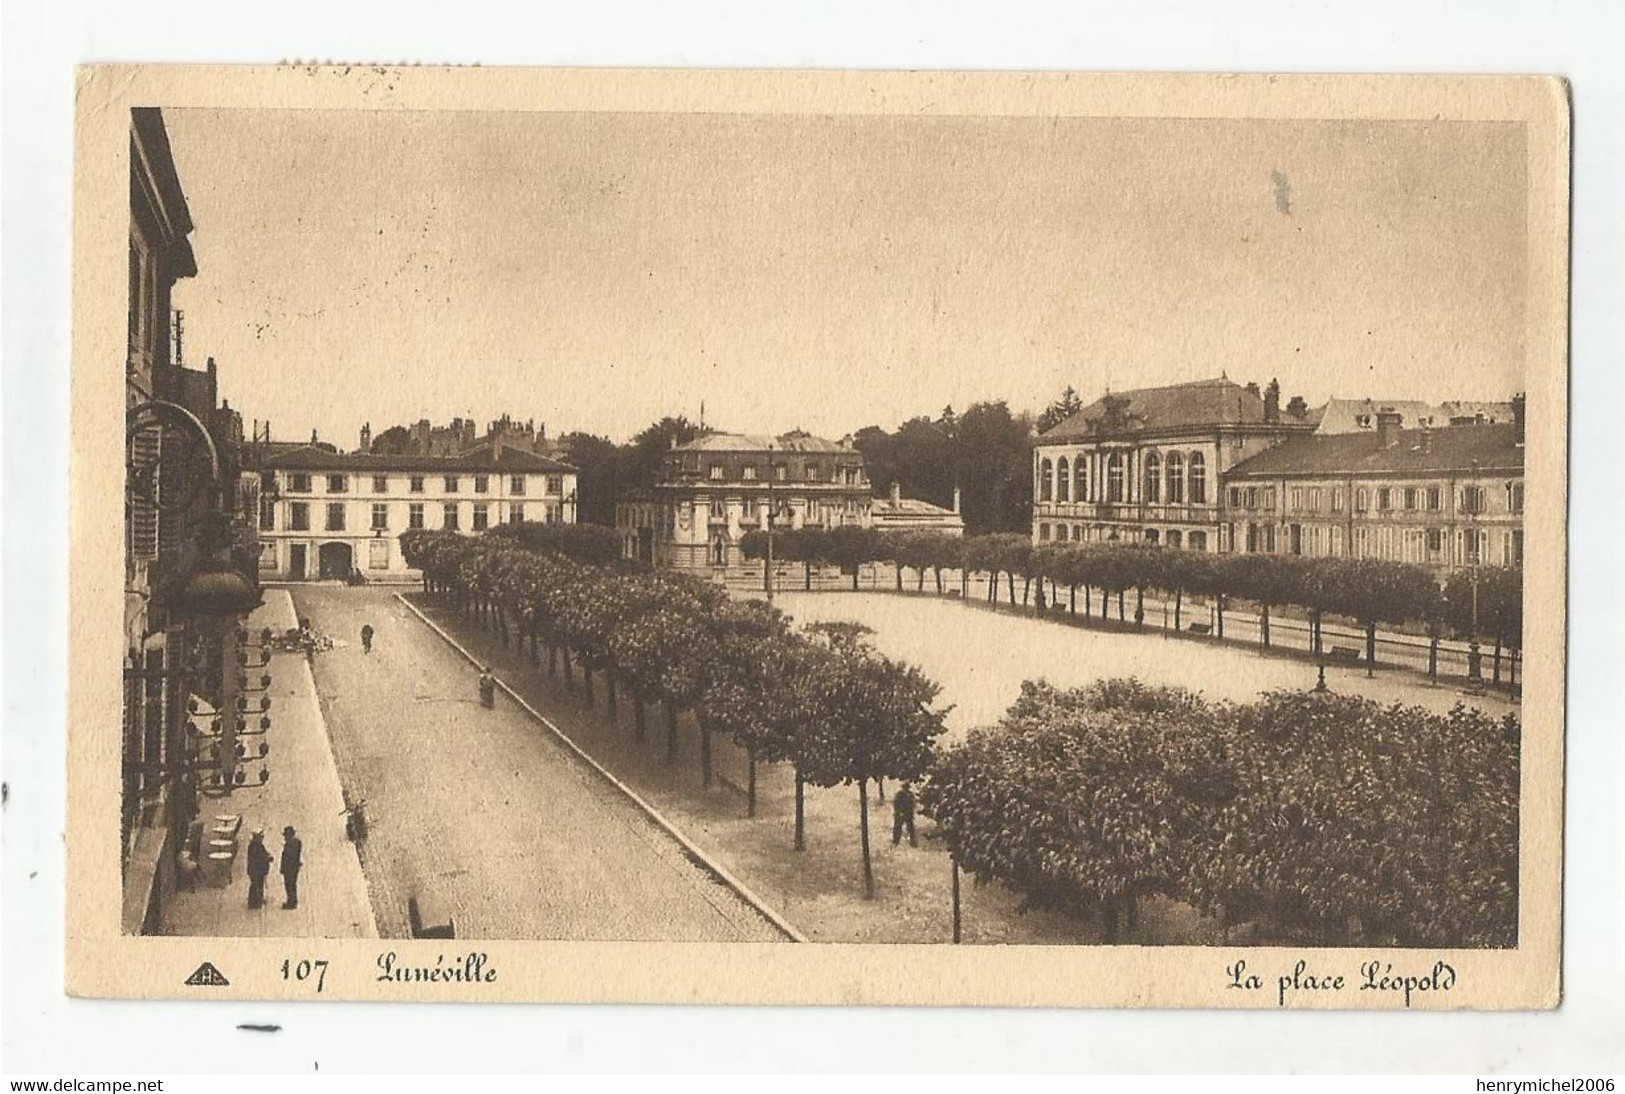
478,667,496,709
279,825,303,909
245,828,273,909
360,623,374,654
891,783,918,848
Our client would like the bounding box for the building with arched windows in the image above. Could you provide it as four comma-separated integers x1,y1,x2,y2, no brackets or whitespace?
1032,376,1317,549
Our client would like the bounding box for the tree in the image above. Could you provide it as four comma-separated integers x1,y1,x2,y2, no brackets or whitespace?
790,639,946,898
952,401,1035,535
557,431,621,527
1036,385,1085,434
620,416,701,489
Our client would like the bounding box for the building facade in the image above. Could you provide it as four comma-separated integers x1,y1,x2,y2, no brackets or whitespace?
1031,377,1317,551
615,430,871,571
257,444,578,581
870,482,966,537
124,109,264,932
1221,406,1525,571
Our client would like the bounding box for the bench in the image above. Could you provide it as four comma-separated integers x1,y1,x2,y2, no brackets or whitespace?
1187,622,1212,635
408,894,457,939
1329,645,1362,663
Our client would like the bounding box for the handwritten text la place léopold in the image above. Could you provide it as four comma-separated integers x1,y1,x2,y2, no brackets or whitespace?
1226,957,1457,1008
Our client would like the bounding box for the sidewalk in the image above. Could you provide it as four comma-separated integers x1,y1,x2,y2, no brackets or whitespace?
158,590,377,938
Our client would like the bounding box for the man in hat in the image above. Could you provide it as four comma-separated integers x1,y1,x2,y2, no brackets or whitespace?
245,828,273,909
360,623,374,654
280,825,303,909
478,667,496,709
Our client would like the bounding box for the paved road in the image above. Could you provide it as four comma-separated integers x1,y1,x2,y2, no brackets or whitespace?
290,584,783,942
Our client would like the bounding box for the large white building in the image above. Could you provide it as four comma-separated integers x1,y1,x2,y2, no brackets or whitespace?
256,442,577,580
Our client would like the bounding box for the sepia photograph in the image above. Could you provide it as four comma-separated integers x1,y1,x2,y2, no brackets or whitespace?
69,65,1569,1008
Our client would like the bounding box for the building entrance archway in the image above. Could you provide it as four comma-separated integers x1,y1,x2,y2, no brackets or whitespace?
318,541,354,580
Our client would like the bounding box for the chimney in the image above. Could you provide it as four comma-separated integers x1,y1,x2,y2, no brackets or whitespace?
1263,378,1281,424
1286,394,1308,419
890,481,902,508
311,428,319,445
953,486,962,514
462,418,476,448
359,422,372,452
1419,425,1433,453
1375,408,1403,448
1512,392,1526,445
1244,381,1261,398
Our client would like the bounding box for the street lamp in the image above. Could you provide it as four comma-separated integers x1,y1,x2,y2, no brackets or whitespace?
1463,459,1486,696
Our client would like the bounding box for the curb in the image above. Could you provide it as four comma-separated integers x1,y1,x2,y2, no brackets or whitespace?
393,592,807,944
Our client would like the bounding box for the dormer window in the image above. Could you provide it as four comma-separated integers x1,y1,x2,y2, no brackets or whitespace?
709,464,724,481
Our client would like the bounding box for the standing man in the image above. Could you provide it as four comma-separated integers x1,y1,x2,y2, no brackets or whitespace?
245,828,273,909
280,825,303,909
360,623,374,654
891,784,918,848
478,667,496,709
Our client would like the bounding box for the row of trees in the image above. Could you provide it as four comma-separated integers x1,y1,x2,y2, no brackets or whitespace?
924,678,1520,947
399,527,948,898
743,527,1525,680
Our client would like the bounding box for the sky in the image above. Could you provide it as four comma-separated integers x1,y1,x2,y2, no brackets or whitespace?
164,108,1527,449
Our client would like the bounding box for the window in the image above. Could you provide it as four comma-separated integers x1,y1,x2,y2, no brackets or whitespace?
443,503,459,531
1246,523,1259,552
1039,522,1051,541
712,536,728,566
1427,485,1442,511
742,497,758,519
708,464,724,481
1377,488,1392,511
409,475,425,493
1507,482,1524,513
1464,528,1484,565
1076,457,1091,501
1403,487,1418,510
474,475,489,494
1145,529,1160,545
1167,530,1183,549
1056,524,1070,542
806,463,822,481
510,503,525,524
742,464,758,481
1057,457,1071,503
1107,452,1125,503
289,502,310,531
543,475,561,497
1146,453,1163,504
326,503,346,531
1227,485,1240,508
373,475,389,493
770,464,785,482
1039,458,1054,502
1461,485,1486,514
444,476,460,493
506,474,524,495
1263,525,1277,552
1246,487,1258,509
1291,487,1304,511
371,503,388,531
1354,488,1368,512
1263,488,1276,511
709,497,725,519
1331,488,1343,512
1188,452,1206,504
1426,528,1443,556
1165,451,1184,504
1073,524,1084,541
1308,488,1321,512
327,474,348,493
1512,529,1524,566
368,539,389,570
1188,531,1207,551
472,503,489,531
259,496,275,531
288,473,311,493
408,503,425,530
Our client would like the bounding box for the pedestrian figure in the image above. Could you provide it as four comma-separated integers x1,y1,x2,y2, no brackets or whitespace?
478,667,496,709
280,825,303,909
245,828,273,908
891,784,918,847
360,623,374,654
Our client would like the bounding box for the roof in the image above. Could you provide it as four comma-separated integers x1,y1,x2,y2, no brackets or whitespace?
263,444,576,474
676,430,851,455
1039,377,1313,442
1314,398,1514,435
1226,423,1523,479
872,496,961,517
